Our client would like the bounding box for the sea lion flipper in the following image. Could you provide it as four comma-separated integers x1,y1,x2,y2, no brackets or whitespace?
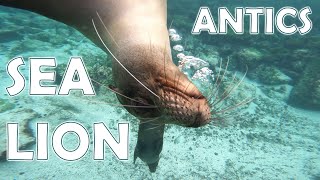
134,122,165,172
147,160,159,173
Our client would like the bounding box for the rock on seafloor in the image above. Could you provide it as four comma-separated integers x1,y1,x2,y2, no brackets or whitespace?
289,58,320,110
251,65,292,85
0,108,39,160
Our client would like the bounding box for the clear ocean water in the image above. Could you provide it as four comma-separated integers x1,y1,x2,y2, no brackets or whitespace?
0,0,319,179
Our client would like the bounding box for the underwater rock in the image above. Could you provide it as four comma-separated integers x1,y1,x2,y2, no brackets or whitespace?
235,48,264,69
252,65,292,85
288,59,320,110
0,30,23,43
260,85,293,101
195,44,220,67
27,30,69,47
179,35,202,53
218,43,234,57
0,98,15,113
290,49,310,71
0,109,39,160
8,38,52,57
54,63,68,85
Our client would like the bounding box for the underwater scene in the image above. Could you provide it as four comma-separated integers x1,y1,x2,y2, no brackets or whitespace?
0,0,319,179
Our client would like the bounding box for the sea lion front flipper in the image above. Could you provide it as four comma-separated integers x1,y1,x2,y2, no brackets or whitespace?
134,145,160,172
134,122,165,173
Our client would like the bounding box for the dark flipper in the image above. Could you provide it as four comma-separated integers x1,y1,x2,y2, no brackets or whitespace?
134,122,165,173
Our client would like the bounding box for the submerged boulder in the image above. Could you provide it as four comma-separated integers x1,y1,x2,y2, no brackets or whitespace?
288,59,320,110
260,84,293,101
252,65,292,85
0,108,38,160
0,98,15,113
235,48,264,69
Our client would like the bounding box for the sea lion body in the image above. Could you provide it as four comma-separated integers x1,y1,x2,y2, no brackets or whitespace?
0,0,211,172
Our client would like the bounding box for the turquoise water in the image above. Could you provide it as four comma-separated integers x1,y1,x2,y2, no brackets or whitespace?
0,1,319,179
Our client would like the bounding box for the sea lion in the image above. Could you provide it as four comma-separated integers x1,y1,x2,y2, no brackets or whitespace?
0,0,211,172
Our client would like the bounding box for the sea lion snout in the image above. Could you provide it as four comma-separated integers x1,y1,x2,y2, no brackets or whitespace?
112,45,212,127
156,74,212,127
161,93,211,127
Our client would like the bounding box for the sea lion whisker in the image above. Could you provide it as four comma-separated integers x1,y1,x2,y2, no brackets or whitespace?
214,96,254,114
169,20,174,29
211,115,232,123
144,124,165,131
202,59,222,102
212,58,223,88
212,65,248,107
91,79,153,106
185,59,223,110
207,58,223,102
138,116,159,120
76,98,157,108
211,113,233,120
139,117,161,124
183,81,192,96
211,71,237,105
92,18,160,99
209,57,230,102
209,58,230,102
96,12,120,49
120,105,158,108
140,121,162,126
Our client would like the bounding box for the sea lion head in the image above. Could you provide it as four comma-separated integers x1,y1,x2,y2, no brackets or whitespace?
112,44,211,127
